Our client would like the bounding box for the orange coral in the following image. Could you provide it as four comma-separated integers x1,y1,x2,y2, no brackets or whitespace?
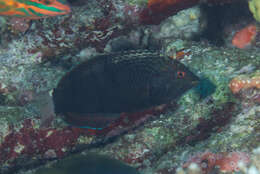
229,73,260,94
183,152,250,174
232,24,257,49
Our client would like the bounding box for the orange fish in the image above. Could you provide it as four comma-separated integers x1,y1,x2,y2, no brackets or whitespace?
0,0,71,19
169,49,191,60
232,24,257,49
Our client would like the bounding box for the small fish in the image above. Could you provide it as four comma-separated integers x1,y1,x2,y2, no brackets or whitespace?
53,50,199,129
35,153,140,174
232,24,257,49
0,0,71,19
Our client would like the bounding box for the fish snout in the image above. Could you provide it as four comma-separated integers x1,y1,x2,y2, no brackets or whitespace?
191,79,199,86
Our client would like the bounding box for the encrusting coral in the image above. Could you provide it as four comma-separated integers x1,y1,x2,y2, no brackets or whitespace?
229,72,260,94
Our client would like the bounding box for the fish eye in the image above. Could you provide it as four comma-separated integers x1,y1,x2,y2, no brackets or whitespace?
177,71,186,78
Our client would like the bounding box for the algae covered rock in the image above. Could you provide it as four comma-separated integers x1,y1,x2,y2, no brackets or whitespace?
249,0,260,22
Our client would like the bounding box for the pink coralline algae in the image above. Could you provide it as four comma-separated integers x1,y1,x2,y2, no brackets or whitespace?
183,151,250,173
0,119,89,164
0,103,173,171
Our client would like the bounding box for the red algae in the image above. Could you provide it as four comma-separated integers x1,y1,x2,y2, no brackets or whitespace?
182,103,235,145
183,151,250,173
0,103,172,167
0,119,88,163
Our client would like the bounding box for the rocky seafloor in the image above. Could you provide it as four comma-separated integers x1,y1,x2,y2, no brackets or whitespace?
0,0,259,174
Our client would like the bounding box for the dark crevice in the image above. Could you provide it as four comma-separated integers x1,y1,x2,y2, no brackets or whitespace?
193,0,254,46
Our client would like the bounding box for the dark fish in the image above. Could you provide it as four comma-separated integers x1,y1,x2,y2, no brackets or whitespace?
35,153,140,174
53,50,199,129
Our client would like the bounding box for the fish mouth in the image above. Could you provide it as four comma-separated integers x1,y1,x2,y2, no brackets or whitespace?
191,79,200,86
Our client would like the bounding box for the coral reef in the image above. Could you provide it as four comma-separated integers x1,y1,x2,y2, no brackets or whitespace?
232,24,257,49
0,119,92,170
0,0,259,174
183,151,250,173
